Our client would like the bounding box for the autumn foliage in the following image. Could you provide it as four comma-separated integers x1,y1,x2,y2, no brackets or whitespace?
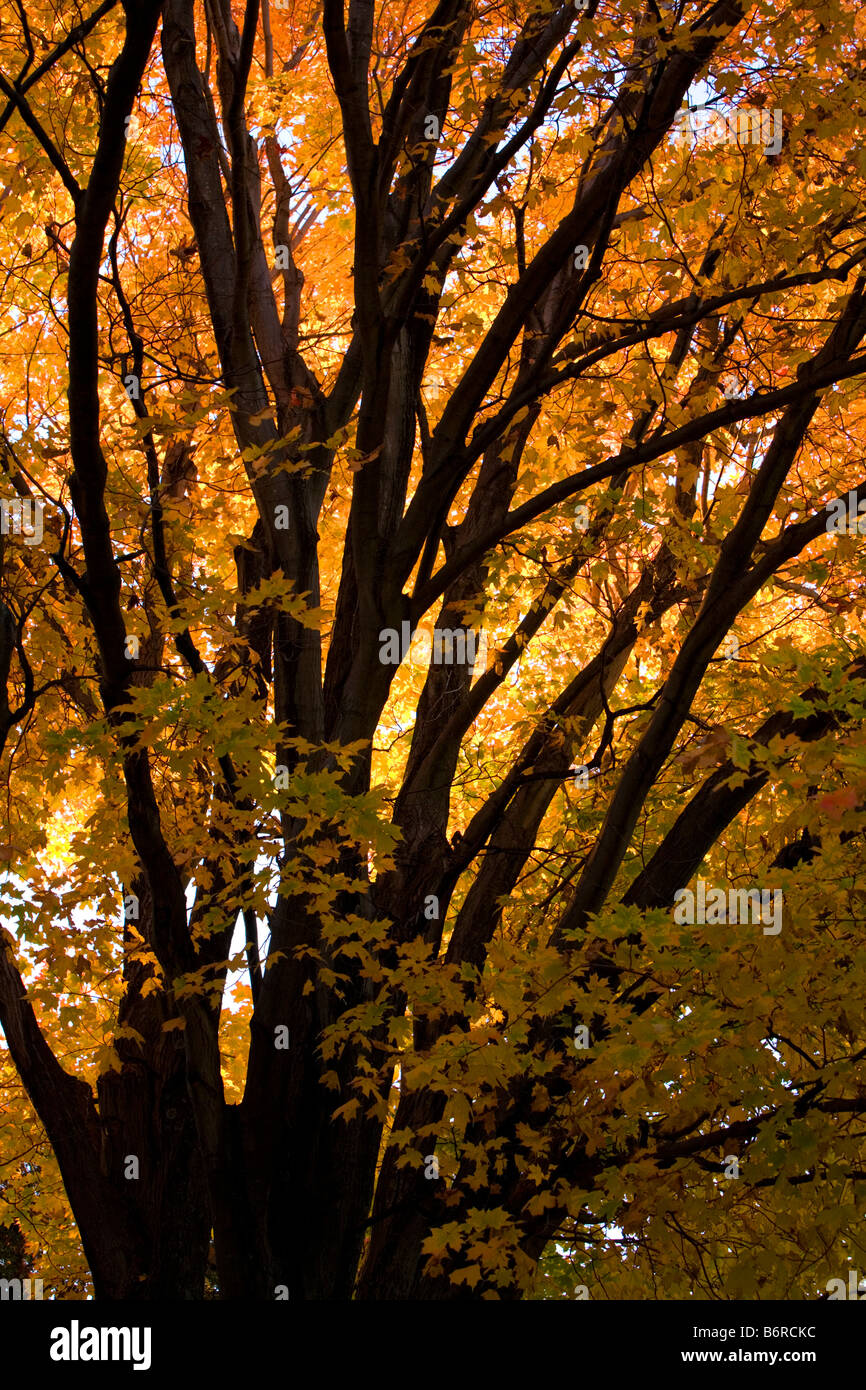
3,0,866,1301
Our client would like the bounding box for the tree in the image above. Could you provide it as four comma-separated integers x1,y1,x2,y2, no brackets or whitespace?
2,0,866,1301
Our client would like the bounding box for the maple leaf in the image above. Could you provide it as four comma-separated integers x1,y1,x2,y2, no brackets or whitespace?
2,0,866,1314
